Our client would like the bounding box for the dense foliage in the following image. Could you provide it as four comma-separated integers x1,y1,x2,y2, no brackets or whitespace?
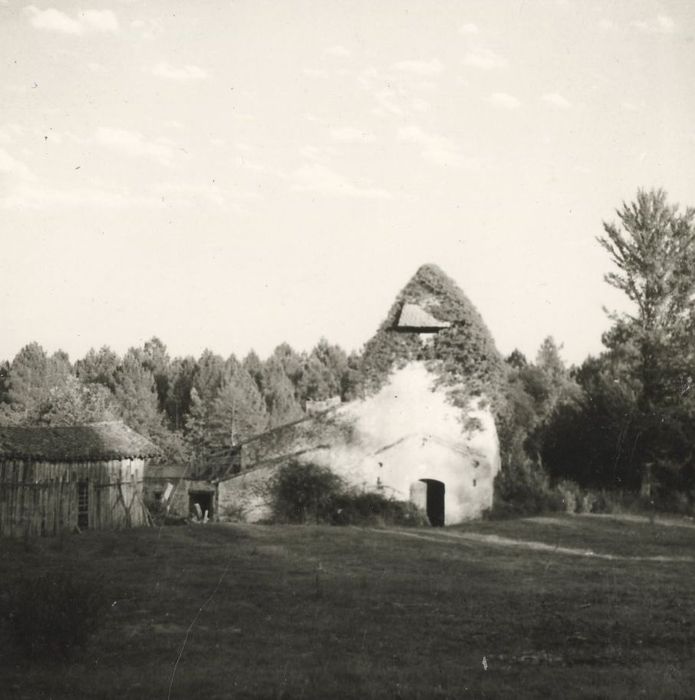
496,189,695,513
360,263,506,409
0,337,353,464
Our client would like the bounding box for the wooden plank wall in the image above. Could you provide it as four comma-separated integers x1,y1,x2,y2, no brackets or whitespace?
0,458,148,538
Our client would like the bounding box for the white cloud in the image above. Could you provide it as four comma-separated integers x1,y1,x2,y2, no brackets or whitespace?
490,92,521,110
131,17,163,40
372,89,405,118
291,163,391,199
632,15,676,34
80,10,119,33
94,127,178,164
325,45,351,57
25,6,119,35
0,184,142,210
392,58,444,76
151,62,208,81
463,47,507,70
397,125,469,168
459,22,480,35
542,92,571,109
303,67,330,78
152,182,226,207
0,148,35,181
329,127,377,144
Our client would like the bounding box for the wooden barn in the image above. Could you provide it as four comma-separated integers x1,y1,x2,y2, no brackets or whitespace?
0,421,161,537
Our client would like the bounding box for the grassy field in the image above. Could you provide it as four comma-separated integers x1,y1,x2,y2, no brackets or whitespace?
1,514,694,699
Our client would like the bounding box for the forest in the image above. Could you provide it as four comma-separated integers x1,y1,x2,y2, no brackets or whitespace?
1,189,694,512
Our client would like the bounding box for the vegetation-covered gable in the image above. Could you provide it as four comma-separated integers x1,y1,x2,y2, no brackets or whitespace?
359,264,505,408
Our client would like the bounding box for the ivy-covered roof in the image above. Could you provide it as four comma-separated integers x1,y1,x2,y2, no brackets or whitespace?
359,263,505,406
0,421,161,461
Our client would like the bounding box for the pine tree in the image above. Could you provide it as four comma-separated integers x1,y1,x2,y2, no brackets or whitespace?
263,357,304,427
113,350,163,437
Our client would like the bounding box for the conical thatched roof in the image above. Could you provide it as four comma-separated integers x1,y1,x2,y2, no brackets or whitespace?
360,264,504,405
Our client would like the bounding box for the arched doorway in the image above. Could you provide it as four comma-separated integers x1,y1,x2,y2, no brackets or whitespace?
419,479,445,527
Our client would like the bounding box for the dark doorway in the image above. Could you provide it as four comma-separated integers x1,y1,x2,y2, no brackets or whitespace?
419,479,445,527
189,491,214,520
77,481,89,529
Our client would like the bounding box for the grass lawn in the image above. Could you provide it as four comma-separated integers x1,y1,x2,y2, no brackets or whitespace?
0,515,694,699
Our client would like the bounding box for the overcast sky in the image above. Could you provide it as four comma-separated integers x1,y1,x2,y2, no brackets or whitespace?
1,0,694,366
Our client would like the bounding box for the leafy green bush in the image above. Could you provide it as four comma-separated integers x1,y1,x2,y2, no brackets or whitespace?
4,572,108,659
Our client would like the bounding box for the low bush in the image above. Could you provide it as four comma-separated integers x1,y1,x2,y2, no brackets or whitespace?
267,461,428,526
4,571,108,659
268,460,345,524
330,491,429,527
491,460,564,517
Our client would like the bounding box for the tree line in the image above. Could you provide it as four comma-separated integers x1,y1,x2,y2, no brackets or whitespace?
0,337,360,464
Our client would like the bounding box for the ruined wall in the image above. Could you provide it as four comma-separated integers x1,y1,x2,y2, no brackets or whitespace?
218,464,276,522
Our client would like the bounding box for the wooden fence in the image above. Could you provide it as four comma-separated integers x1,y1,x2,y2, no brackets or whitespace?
0,475,148,538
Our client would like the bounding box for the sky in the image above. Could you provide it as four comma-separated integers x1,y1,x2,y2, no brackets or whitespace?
1,0,694,367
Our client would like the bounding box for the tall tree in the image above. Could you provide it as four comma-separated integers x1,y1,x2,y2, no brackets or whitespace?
263,357,304,427
209,359,268,446
3,343,72,421
194,350,226,406
141,337,171,411
113,350,163,437
597,189,695,492
242,350,265,395
166,356,198,430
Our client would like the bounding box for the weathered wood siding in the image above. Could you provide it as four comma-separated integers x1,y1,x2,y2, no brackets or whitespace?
0,458,147,537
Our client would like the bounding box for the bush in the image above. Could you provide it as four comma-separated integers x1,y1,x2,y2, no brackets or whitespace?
267,461,429,527
4,572,108,659
492,460,564,517
330,491,428,527
268,461,345,524
555,479,582,513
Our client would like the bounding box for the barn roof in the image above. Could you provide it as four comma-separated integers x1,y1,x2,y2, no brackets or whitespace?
0,421,161,461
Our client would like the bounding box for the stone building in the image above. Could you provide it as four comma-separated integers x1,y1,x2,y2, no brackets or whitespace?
215,264,505,525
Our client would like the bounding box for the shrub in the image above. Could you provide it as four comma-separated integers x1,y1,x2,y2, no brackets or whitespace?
555,479,582,513
330,491,428,527
492,460,564,517
267,461,429,527
268,460,345,524
4,572,108,659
